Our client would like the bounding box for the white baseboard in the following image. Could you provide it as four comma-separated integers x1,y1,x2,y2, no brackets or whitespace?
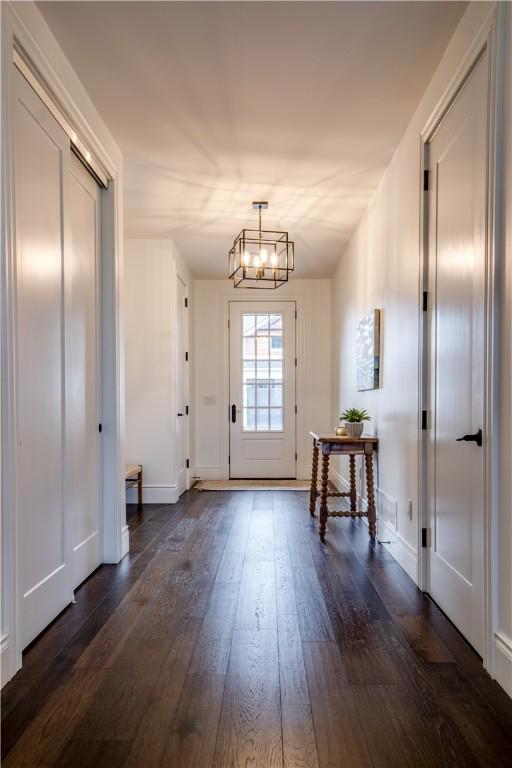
330,469,418,584
494,631,512,696
120,524,130,559
126,484,179,504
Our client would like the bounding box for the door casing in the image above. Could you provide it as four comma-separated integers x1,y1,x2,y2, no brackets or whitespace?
418,14,500,676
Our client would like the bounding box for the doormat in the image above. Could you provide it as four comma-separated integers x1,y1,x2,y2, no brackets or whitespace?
195,479,310,491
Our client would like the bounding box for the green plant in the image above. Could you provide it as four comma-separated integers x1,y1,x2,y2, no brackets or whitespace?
340,408,371,423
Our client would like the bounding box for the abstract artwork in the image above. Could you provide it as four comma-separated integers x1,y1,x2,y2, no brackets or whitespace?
356,309,380,391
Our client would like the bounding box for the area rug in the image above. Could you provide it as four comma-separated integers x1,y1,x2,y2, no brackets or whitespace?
195,479,310,491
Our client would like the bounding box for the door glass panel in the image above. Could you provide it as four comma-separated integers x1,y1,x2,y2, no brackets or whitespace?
242,312,284,431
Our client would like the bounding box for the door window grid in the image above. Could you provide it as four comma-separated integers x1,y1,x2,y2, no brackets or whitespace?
242,313,283,431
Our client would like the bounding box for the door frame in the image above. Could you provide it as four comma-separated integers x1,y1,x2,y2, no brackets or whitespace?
220,292,306,480
228,300,297,479
1,3,125,685
417,10,501,676
174,268,190,494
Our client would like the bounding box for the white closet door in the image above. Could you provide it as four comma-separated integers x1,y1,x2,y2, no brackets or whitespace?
68,154,101,588
14,69,73,648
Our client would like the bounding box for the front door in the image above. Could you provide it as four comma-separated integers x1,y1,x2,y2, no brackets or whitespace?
427,48,488,655
229,301,296,478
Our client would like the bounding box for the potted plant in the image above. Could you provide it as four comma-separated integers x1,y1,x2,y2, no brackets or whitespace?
340,408,371,438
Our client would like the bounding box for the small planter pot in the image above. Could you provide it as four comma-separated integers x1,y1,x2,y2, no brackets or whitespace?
344,421,364,438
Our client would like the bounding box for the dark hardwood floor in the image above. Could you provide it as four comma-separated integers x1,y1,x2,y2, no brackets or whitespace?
2,489,512,767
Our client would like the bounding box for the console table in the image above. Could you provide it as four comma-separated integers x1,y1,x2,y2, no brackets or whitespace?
309,432,378,541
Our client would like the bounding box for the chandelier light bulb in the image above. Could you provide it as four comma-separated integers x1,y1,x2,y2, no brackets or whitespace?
242,251,251,267
270,252,278,267
259,248,268,264
253,254,261,269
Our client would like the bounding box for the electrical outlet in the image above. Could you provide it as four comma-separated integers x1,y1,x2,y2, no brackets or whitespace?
407,499,413,520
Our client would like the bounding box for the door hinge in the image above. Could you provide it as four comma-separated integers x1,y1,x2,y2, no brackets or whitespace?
295,452,298,461
421,527,429,548
295,309,297,319
98,423,102,433
186,459,190,469
227,319,230,329
185,405,189,415
184,297,188,308
295,357,297,367
423,169,429,191
422,291,428,312
228,455,230,464
422,410,428,430
185,351,189,362
294,404,297,415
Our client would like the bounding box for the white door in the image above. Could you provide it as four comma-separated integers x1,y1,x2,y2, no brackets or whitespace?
14,69,73,648
68,154,102,588
229,301,296,478
427,50,488,655
176,276,188,496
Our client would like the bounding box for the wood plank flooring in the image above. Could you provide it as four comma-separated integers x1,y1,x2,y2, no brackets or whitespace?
2,489,512,767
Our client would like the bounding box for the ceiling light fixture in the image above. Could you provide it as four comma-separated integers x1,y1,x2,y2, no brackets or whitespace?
228,202,294,289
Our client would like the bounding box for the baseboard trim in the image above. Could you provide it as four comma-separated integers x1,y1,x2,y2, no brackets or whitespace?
330,469,418,584
126,484,179,505
120,524,130,559
494,631,512,696
193,467,225,481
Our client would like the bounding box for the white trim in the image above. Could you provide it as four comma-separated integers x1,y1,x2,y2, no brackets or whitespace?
494,631,512,696
120,524,130,559
1,1,125,685
193,466,225,481
175,266,191,493
418,7,500,679
126,484,179,505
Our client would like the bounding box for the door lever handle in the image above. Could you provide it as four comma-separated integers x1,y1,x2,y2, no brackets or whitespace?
231,404,237,423
456,428,482,447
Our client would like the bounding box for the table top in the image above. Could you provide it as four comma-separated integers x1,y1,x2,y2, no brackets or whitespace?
310,431,378,444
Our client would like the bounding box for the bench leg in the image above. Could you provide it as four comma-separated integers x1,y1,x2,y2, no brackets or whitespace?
349,454,357,513
319,453,330,542
309,443,319,517
365,453,376,541
137,469,143,508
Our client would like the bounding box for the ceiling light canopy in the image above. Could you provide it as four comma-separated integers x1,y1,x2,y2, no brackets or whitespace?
228,202,294,289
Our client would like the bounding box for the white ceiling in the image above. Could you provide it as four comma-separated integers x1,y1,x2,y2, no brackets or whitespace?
38,1,466,278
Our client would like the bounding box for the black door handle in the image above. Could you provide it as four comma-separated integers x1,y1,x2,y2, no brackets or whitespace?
231,404,237,423
456,428,482,447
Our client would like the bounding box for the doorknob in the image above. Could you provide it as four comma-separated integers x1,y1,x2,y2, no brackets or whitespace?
456,428,482,447
231,404,237,423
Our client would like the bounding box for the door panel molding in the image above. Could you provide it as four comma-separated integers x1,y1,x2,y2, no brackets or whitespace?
418,9,500,677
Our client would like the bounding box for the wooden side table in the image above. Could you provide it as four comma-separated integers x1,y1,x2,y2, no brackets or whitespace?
126,464,143,507
309,432,379,541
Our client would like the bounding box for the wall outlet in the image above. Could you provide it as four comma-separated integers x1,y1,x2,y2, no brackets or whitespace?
407,499,413,520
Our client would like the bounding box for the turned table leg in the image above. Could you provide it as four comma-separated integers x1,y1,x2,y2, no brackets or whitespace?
349,454,357,513
365,452,376,540
309,442,319,517
319,452,330,541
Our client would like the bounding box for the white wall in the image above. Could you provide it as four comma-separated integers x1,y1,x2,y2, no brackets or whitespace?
194,279,331,481
331,0,512,694
124,239,193,504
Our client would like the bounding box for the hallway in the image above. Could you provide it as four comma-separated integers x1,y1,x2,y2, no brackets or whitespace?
2,490,512,768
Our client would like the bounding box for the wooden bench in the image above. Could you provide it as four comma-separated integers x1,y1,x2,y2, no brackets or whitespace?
125,464,143,507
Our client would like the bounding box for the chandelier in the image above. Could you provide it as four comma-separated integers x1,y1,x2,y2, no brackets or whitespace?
228,202,294,289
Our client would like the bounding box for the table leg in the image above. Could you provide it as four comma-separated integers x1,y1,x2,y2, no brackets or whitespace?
309,443,319,517
137,468,143,508
349,454,357,513
319,452,330,541
365,453,376,540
